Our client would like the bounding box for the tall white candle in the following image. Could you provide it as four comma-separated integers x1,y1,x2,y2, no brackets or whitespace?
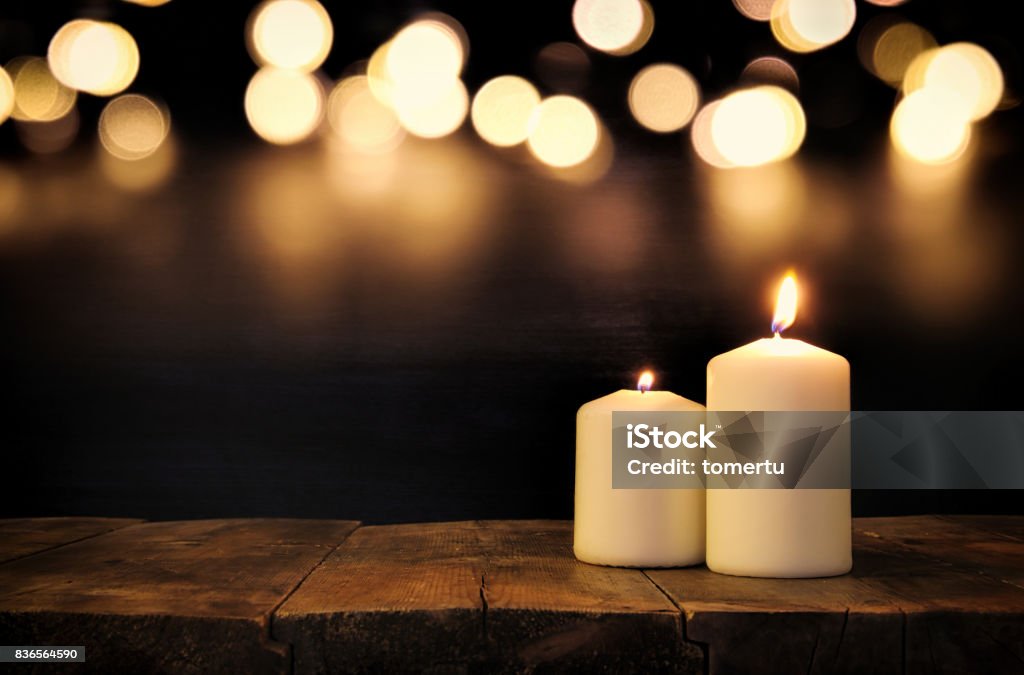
706,274,852,578
574,372,705,567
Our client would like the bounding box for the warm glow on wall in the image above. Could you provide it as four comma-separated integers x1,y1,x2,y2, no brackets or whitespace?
245,67,324,145
527,95,600,168
704,161,810,254
100,135,177,191
17,108,80,154
327,75,405,153
247,0,333,72
48,20,140,96
471,76,541,147
98,94,171,161
628,64,700,133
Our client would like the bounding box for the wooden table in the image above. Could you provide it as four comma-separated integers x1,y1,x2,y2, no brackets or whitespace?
0,516,1022,673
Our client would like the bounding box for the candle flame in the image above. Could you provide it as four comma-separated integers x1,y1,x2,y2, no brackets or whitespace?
637,371,654,393
772,272,798,335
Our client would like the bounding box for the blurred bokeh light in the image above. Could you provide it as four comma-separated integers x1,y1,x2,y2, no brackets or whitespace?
572,0,646,55
890,87,971,165
386,18,465,99
7,56,77,123
691,101,733,169
707,86,805,167
771,0,856,53
471,75,541,147
741,56,800,93
733,0,773,22
606,1,654,57
366,41,396,107
628,64,700,133
527,95,600,168
98,94,171,161
247,0,333,72
393,78,468,139
365,15,471,140
858,17,936,88
245,67,324,145
0,67,13,125
48,19,140,96
904,43,1004,121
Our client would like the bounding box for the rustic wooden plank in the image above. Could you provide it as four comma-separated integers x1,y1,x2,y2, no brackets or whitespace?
647,557,902,674
0,517,143,564
274,521,487,674
858,515,1024,588
478,520,699,674
854,517,1024,674
275,520,697,674
0,518,358,675
939,515,1024,542
650,516,1024,674
1,516,1022,673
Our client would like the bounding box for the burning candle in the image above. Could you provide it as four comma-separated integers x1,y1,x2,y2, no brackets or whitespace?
574,371,705,567
706,273,852,577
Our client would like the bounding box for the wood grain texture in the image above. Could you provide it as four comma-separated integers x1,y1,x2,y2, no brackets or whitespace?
479,521,698,674
0,518,142,564
854,517,1024,674
274,520,487,674
940,515,1024,542
0,518,358,674
649,515,1024,675
275,520,698,674
1,516,1022,674
859,515,1024,588
647,560,902,674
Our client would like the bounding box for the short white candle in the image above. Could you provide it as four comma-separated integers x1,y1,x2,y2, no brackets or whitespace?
574,372,706,567
706,274,852,578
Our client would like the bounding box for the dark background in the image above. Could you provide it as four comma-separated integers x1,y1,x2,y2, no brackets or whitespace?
1,0,1022,522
